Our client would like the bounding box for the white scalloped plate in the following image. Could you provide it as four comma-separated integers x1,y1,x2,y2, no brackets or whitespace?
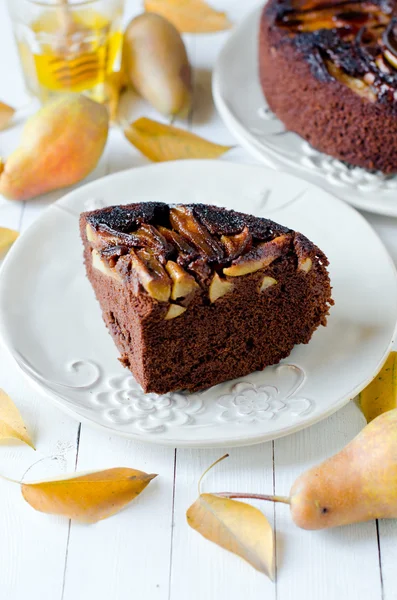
0,161,396,447
213,7,397,217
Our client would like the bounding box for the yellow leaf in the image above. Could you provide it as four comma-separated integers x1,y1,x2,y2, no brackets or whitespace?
359,351,397,422
0,227,18,254
0,101,15,131
22,468,157,522
124,117,233,162
144,0,232,33
104,71,126,124
186,493,274,578
0,389,34,448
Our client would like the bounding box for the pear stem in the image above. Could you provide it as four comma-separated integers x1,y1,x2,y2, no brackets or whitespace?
198,453,229,495
216,492,291,504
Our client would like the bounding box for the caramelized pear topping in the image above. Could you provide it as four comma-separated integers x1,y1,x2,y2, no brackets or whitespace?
278,1,388,33
169,206,223,261
86,223,135,251
85,203,316,306
101,245,129,268
384,48,397,70
221,226,252,260
275,0,397,103
165,304,186,320
157,225,197,264
260,276,278,291
86,223,97,243
223,234,291,277
128,223,173,262
326,62,376,101
299,257,313,273
165,260,199,299
92,249,122,282
130,248,171,302
187,257,212,286
209,273,234,303
86,223,127,249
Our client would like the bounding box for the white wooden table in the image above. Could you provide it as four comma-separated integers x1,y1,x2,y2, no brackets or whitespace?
0,1,396,598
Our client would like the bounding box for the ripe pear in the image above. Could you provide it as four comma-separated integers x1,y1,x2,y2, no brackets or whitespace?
122,13,192,118
288,409,397,529
0,95,109,201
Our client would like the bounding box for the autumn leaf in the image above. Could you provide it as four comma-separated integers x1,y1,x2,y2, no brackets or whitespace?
104,71,126,123
124,117,233,162
186,454,274,578
187,493,274,578
0,227,18,254
21,468,157,522
0,389,34,448
0,101,15,131
144,0,232,33
358,351,397,422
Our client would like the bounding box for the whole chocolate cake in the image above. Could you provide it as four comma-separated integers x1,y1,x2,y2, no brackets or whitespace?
259,0,397,173
80,202,333,394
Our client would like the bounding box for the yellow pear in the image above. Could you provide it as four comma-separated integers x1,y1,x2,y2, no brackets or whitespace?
0,95,108,201
122,13,192,118
288,409,397,529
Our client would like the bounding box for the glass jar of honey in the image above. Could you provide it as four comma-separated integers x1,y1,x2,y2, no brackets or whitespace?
7,0,125,103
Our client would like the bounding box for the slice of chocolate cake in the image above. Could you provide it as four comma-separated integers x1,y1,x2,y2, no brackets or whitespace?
80,202,333,394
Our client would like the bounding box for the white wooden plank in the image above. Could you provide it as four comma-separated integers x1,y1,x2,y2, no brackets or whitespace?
170,446,276,600
274,402,383,600
62,428,175,600
0,50,81,597
0,347,80,600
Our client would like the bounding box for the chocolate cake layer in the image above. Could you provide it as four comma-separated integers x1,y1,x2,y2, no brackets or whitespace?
259,0,397,173
80,202,333,394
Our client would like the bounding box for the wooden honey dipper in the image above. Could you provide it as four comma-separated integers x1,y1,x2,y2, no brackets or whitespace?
48,0,101,90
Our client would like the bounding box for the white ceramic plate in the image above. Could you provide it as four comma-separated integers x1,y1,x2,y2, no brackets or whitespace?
213,8,397,217
0,161,396,447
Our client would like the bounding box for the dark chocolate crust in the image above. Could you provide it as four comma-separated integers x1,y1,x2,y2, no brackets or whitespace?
80,202,333,394
259,0,397,173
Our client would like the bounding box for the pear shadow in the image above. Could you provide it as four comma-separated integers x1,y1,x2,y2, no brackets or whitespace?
275,528,286,580
273,518,379,580
192,68,215,125
321,519,379,548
